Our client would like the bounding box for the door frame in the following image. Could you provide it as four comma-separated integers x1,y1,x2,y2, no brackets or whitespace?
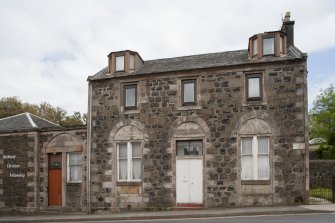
174,138,205,206
47,152,67,207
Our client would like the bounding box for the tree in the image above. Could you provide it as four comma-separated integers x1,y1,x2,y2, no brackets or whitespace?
0,96,86,127
61,112,86,127
309,85,335,146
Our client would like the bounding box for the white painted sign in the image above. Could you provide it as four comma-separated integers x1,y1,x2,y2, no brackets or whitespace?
293,143,305,150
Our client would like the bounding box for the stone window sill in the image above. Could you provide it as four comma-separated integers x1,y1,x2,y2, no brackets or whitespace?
178,105,202,111
120,110,140,115
116,181,142,186
242,101,267,106
67,182,82,185
241,180,270,185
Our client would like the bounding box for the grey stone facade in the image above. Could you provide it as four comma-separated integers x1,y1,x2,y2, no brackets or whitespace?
88,58,308,210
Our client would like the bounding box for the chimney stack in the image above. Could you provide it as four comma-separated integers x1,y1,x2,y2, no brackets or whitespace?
281,11,295,47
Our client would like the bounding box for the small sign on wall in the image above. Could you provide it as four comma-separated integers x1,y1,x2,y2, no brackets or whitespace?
293,143,305,150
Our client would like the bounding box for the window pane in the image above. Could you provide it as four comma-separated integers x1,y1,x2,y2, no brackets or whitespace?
263,37,274,55
125,87,136,107
119,160,127,180
258,137,269,154
252,39,258,55
248,77,260,98
69,166,82,182
241,156,253,179
242,138,253,155
258,155,269,179
70,153,82,165
116,56,124,71
183,82,195,103
132,142,141,157
189,140,203,156
177,141,189,156
130,54,135,70
132,158,141,179
118,144,127,158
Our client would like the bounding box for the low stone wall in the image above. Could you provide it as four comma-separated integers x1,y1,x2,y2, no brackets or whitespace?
310,160,335,177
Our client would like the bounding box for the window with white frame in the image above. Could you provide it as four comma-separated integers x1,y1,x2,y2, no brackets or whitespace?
117,142,141,181
241,136,269,180
67,152,82,183
115,55,125,71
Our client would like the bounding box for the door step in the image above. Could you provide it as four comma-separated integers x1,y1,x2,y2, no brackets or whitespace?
174,203,204,211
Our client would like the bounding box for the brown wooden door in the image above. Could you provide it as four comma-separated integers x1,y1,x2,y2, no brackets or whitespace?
48,154,62,206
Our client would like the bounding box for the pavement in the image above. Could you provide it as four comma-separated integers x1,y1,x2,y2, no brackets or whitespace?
0,204,335,222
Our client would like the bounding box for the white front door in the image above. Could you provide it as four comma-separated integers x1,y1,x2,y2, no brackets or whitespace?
176,159,203,204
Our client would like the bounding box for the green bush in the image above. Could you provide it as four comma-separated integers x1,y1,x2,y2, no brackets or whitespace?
315,144,335,159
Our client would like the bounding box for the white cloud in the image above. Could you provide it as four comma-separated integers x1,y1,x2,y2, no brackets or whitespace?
0,0,335,113
308,72,335,110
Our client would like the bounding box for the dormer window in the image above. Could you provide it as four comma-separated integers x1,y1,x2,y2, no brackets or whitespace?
262,36,275,55
108,50,144,74
115,56,125,72
249,32,286,58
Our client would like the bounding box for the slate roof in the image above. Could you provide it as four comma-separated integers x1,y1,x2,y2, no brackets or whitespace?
0,113,60,132
88,46,306,81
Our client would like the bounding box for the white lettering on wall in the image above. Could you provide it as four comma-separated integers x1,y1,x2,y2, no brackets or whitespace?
7,164,20,168
3,154,25,178
10,173,25,178
3,155,16,160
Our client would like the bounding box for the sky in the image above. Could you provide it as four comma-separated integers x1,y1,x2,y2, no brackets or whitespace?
0,0,335,114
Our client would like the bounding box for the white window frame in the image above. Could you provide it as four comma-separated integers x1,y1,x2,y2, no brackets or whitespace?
115,55,125,71
241,136,269,180
67,152,82,183
117,142,141,182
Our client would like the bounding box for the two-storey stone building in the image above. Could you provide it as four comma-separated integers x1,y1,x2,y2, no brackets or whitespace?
87,12,308,211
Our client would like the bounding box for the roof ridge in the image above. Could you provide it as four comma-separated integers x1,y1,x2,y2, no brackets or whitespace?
25,113,38,128
144,49,249,62
28,113,60,127
0,113,26,121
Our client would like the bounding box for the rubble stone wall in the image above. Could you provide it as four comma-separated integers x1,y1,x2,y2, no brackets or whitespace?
89,59,308,210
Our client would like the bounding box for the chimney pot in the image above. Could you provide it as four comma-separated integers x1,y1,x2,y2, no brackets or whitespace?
284,11,291,22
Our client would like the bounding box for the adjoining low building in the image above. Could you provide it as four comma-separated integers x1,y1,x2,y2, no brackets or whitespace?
87,12,309,211
0,113,87,212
